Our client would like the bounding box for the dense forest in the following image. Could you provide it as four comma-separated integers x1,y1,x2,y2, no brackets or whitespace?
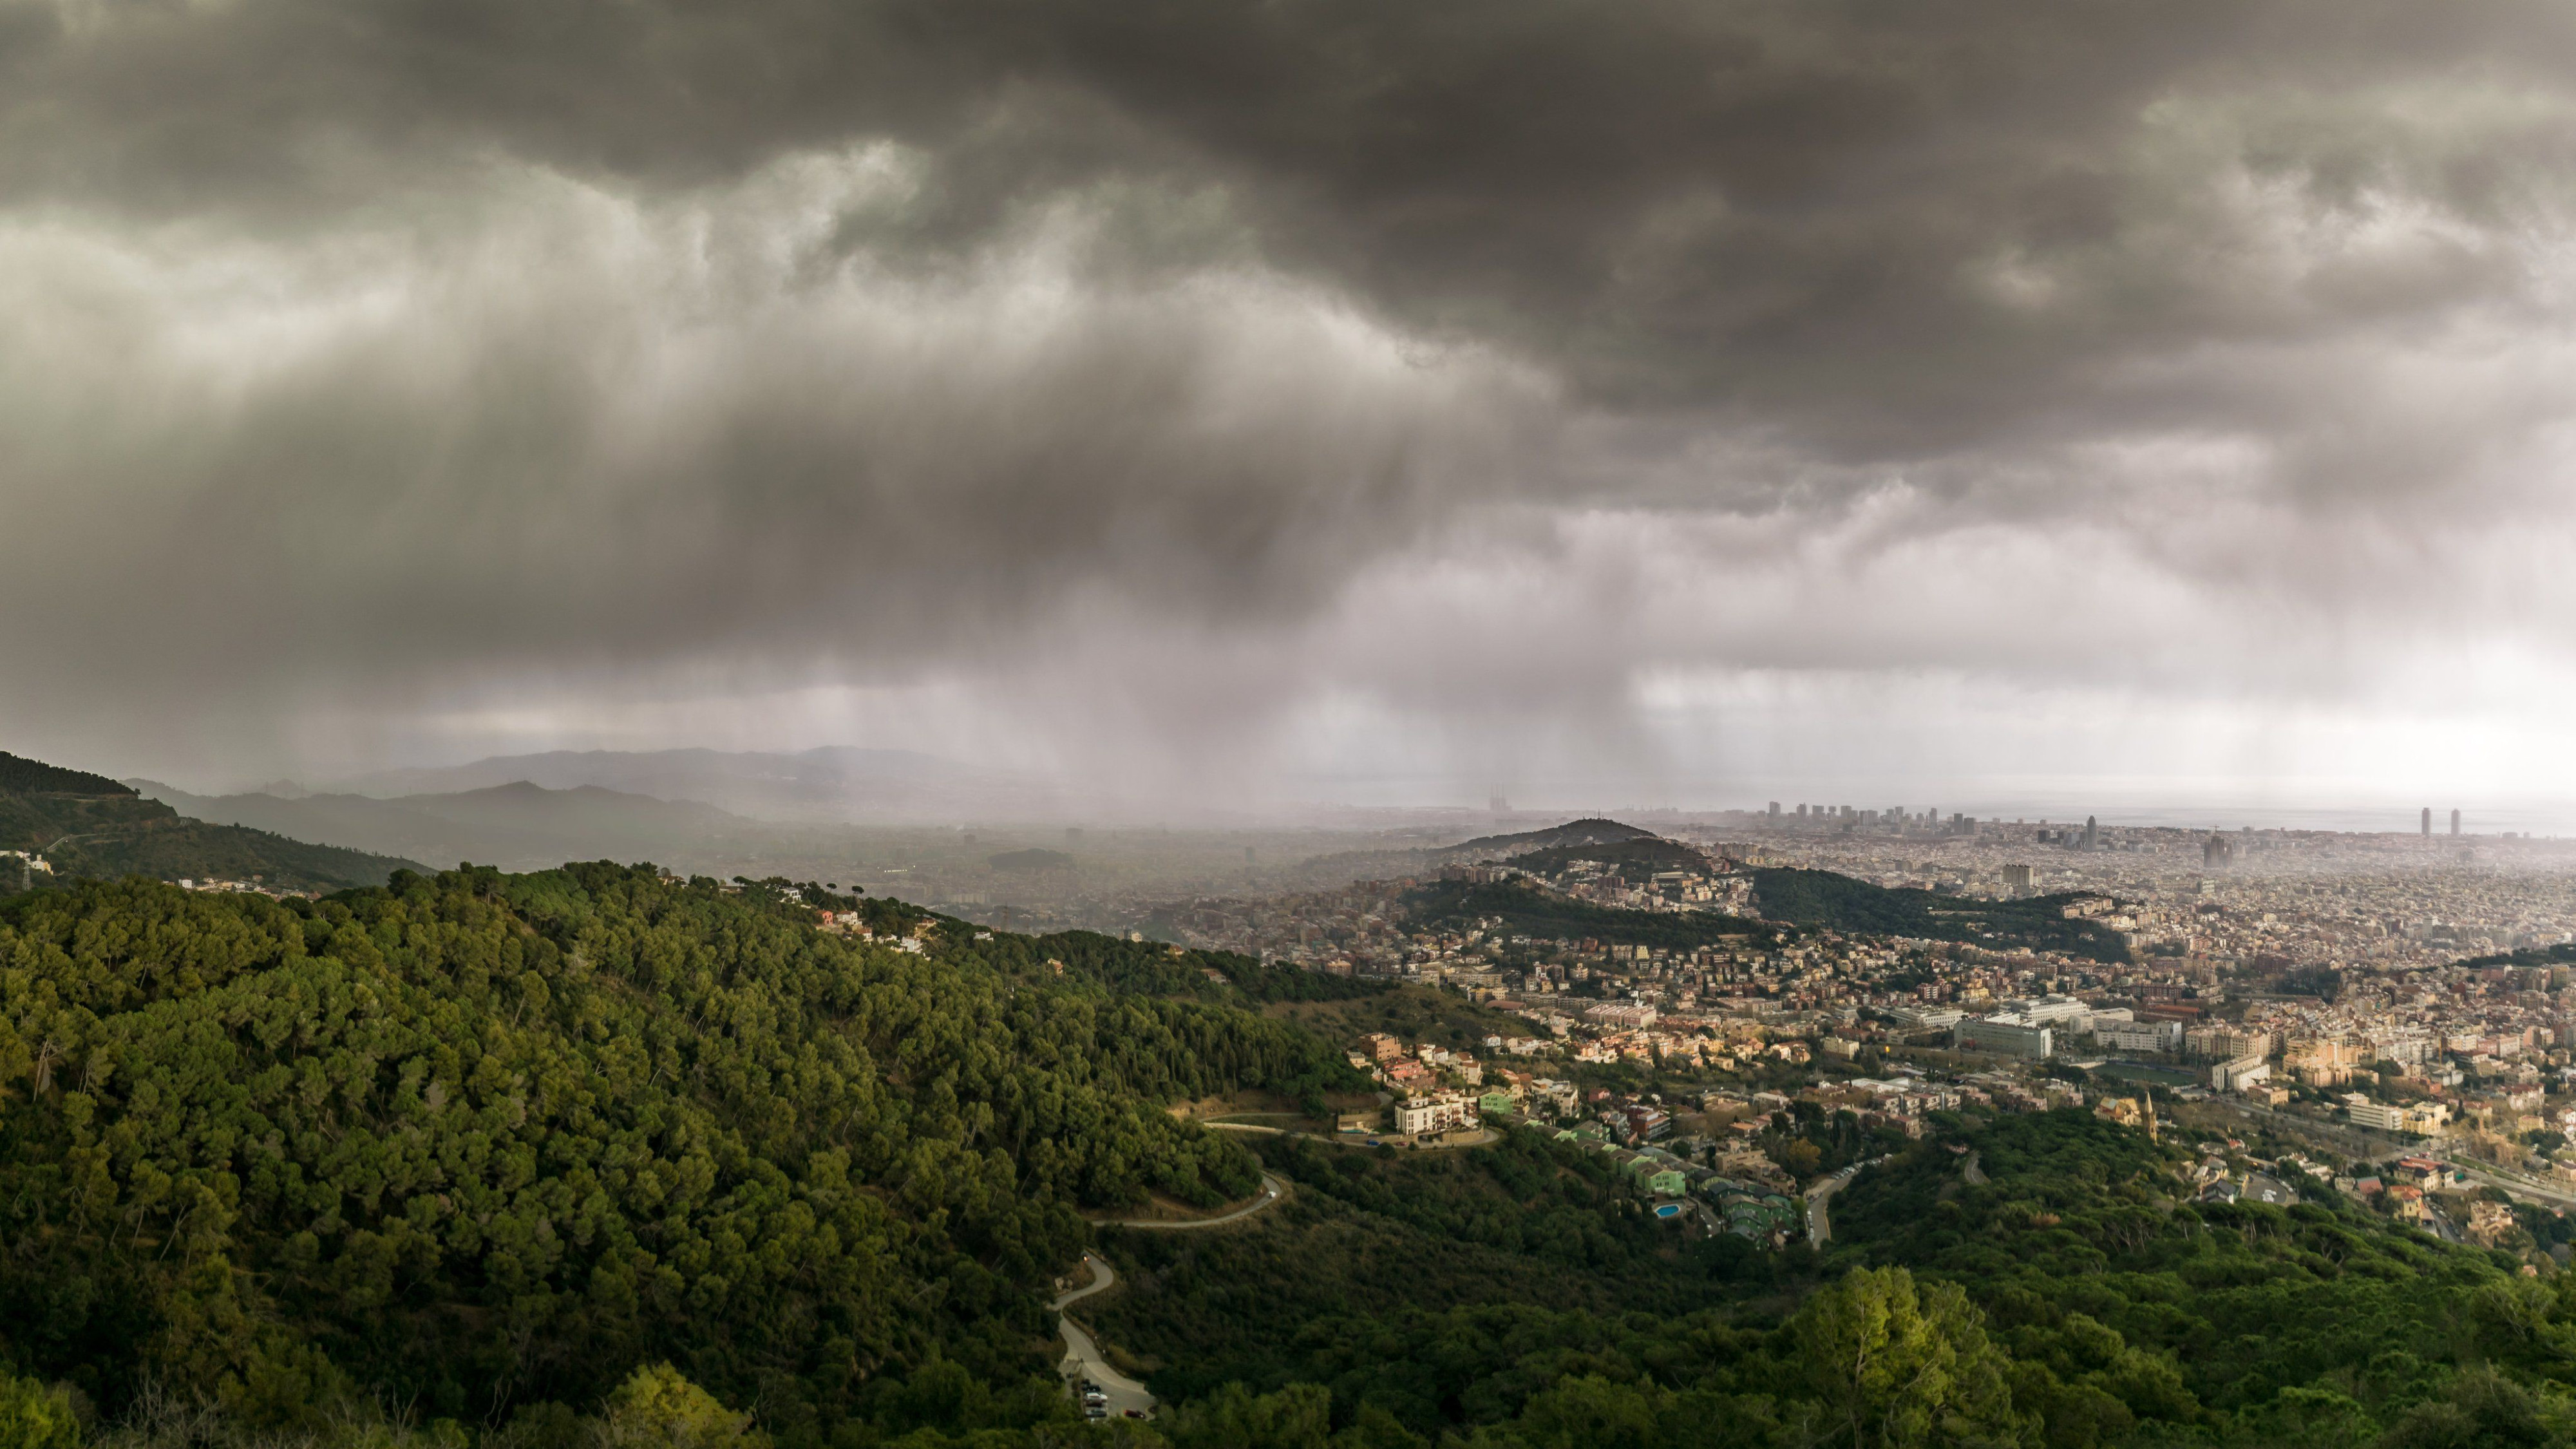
1099,1112,2576,1447
0,753,134,797
8,860,2576,1448
1823,1112,2544,1437
987,931,1390,1016
0,865,1363,1444
1088,1128,1806,1408
1749,869,2133,963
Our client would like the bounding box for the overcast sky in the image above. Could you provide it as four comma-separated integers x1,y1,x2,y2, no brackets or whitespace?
7,0,2576,817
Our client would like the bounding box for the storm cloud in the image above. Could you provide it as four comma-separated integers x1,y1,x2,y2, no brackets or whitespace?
6,0,2575,808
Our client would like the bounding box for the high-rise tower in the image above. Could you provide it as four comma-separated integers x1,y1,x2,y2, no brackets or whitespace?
2422,807,2432,837
2452,808,2462,837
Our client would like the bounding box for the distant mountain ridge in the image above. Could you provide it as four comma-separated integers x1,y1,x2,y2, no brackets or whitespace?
328,746,1055,823
131,779,747,875
0,751,416,892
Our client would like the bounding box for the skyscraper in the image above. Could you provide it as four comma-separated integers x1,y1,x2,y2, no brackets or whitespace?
2422,807,2432,837
2451,808,2461,837
2083,815,2098,852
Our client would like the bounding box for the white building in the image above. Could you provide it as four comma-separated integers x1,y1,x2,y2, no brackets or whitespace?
1394,1095,1479,1136
2210,1053,2271,1092
2003,995,2093,1028
2096,1020,2184,1056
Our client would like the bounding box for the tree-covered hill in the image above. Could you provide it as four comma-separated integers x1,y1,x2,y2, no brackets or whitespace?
987,928,1390,1011
0,865,1365,1441
1088,1127,1801,1408
1403,877,1779,951
1094,1110,2576,1448
1821,1109,2571,1443
0,754,421,893
1439,817,1660,861
13,861,2576,1449
1750,867,2132,963
0,750,133,796
1508,837,1718,886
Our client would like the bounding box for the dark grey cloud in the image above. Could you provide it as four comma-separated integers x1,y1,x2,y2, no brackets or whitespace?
17,0,2576,436
4,0,2576,797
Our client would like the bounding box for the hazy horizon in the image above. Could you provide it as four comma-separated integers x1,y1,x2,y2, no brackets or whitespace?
106,741,2576,840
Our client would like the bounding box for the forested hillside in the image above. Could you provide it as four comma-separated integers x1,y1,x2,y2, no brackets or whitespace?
1097,1112,2576,1448
1822,1111,2563,1442
1508,837,1718,885
1750,868,2132,963
0,751,133,796
1089,1128,1802,1408
0,781,419,892
1441,819,1658,860
10,864,2576,1449
0,866,1361,1443
1403,879,1778,952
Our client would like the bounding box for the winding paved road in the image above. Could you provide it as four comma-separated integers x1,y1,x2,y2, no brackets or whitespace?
1804,1171,1850,1245
1049,1173,1290,1417
1051,1254,1155,1420
1097,1173,1287,1231
1804,1156,1889,1245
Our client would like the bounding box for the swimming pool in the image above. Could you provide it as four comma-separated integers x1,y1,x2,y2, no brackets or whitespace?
1653,1203,1683,1219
